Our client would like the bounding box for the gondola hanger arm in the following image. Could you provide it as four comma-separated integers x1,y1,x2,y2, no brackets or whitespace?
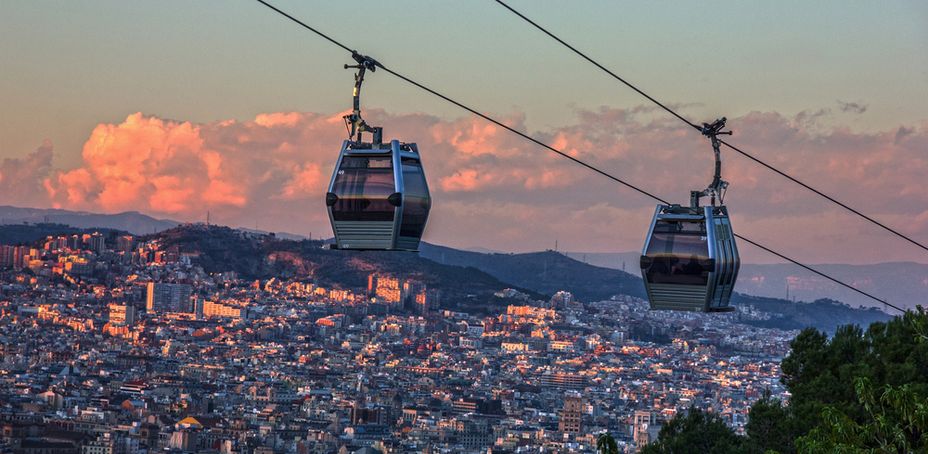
343,51,383,144
691,118,732,207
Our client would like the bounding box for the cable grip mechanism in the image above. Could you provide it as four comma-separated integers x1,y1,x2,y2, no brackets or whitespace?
690,117,733,208
343,51,383,144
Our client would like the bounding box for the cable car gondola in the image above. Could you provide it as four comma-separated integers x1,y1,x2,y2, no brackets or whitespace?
325,53,431,251
639,118,740,312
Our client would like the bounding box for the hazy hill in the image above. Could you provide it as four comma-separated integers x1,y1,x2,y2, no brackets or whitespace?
736,262,928,312
4,207,917,312
154,226,887,332
0,206,308,240
563,251,926,311
0,205,178,234
0,210,896,331
731,294,889,332
422,243,891,332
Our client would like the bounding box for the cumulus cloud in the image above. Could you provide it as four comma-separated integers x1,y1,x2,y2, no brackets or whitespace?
0,140,54,207
2,107,926,263
44,114,250,213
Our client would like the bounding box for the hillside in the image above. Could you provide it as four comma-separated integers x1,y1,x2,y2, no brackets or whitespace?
731,294,889,332
420,243,646,302
421,243,891,332
148,225,542,306
563,250,926,311
2,220,895,331
0,205,178,235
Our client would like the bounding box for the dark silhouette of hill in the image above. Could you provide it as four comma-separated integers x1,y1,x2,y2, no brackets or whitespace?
420,243,646,302
564,250,927,312
730,294,890,333
419,243,891,332
2,220,893,330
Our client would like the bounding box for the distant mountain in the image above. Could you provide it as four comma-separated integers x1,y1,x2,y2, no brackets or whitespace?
0,210,897,332
0,206,178,235
562,251,641,271
0,206,309,241
563,251,926,311
736,262,928,312
420,243,646,302
730,294,889,332
144,228,898,331
151,227,887,333
423,244,891,332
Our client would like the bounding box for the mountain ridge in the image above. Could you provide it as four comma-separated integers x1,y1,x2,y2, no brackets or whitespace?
0,205,179,234
562,251,927,311
1,221,892,331
0,207,902,330
0,205,309,240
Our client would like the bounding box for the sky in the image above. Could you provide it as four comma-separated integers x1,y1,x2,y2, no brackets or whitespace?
0,1,926,264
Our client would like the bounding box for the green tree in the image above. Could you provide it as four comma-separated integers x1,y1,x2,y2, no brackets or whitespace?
597,431,619,454
644,308,928,453
743,394,798,453
640,407,744,454
780,324,871,430
797,377,928,452
754,308,928,453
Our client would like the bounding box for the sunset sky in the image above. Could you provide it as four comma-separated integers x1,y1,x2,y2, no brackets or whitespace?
1,1,926,264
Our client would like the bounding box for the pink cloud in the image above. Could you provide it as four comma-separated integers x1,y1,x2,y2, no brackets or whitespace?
45,113,250,214
254,112,304,128
0,107,924,264
0,140,54,207
440,169,484,192
280,163,323,200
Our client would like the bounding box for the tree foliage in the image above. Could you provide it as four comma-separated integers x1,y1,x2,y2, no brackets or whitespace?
796,377,928,452
743,394,799,453
640,407,744,454
643,307,928,454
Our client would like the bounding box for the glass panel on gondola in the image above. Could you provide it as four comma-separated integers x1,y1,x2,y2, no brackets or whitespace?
716,222,735,286
644,220,710,286
331,156,396,222
399,158,430,238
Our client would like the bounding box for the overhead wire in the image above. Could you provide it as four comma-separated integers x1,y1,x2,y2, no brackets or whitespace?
493,0,928,257
251,0,906,314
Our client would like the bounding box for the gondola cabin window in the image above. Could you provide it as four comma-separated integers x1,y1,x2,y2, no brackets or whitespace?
644,220,711,286
331,156,396,222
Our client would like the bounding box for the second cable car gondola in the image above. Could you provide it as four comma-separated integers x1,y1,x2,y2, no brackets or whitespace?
325,53,431,251
639,118,740,312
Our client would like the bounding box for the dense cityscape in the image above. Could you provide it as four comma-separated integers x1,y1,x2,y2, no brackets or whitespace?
0,225,798,453
3,2,925,451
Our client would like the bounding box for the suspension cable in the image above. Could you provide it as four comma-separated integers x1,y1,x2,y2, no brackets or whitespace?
251,0,907,315
493,0,928,256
